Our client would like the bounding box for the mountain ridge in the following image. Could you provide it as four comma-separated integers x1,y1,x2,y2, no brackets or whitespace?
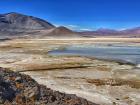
80,27,140,37
0,12,140,38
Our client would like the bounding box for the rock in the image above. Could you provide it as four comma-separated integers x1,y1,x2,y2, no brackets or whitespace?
0,80,15,102
0,68,99,105
15,76,21,81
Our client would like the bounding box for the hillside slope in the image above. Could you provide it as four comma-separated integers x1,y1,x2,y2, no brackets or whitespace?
0,67,98,105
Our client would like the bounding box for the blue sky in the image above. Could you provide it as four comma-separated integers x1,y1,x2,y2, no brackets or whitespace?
0,0,140,31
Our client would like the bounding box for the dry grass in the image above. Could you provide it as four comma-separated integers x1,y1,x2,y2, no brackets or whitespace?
18,62,90,72
87,78,140,89
94,66,111,71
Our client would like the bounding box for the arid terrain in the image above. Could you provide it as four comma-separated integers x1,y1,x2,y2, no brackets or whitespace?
0,38,140,105
0,12,140,105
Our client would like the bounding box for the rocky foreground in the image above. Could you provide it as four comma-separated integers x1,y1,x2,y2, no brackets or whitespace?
0,67,98,105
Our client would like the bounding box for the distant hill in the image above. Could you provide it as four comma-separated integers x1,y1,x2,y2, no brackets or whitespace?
44,26,79,37
80,27,140,38
122,27,140,34
80,28,120,36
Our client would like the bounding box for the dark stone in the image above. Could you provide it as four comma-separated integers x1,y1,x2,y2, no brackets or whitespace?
0,68,99,105
0,81,15,102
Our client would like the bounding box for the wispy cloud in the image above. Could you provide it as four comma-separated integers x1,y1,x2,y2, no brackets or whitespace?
53,24,61,27
65,25,79,30
54,24,78,29
79,28,93,31
67,25,78,28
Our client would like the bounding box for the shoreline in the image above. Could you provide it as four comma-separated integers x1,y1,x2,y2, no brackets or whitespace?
48,54,137,67
48,50,138,67
87,56,137,66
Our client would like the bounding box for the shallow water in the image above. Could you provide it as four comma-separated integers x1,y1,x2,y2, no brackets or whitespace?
49,45,140,65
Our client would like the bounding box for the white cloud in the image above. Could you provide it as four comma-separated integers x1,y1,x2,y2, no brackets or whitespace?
54,24,78,30
53,24,61,27
64,25,80,30
67,25,78,28
79,28,93,31
118,28,126,31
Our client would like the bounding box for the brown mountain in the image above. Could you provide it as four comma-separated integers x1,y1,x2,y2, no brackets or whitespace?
46,26,77,36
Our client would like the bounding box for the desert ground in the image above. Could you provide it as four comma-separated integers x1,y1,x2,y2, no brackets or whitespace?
0,38,140,105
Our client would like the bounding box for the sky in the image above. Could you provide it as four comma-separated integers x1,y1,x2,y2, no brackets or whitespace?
0,0,140,31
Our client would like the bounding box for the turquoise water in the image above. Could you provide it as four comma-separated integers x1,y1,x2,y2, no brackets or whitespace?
49,45,140,65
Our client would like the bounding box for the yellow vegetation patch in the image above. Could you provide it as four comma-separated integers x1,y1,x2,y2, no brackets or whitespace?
18,62,89,72
87,78,140,89
94,65,111,71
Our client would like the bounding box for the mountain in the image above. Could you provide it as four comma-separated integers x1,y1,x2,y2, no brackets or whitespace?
49,26,74,35
96,28,119,34
45,26,78,36
0,12,80,39
35,26,81,38
80,29,121,37
80,27,140,37
121,27,140,34
0,12,55,31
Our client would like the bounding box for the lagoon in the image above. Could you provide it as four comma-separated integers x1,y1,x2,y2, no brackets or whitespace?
49,44,140,66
